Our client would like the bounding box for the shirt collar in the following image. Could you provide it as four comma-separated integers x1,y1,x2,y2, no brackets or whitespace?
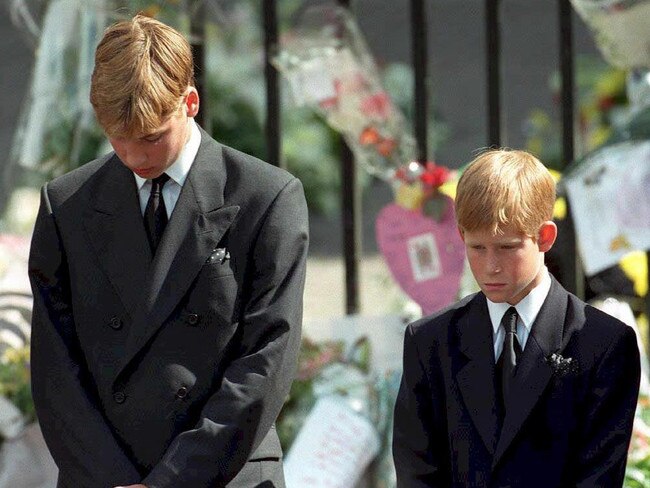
487,266,552,337
133,118,201,190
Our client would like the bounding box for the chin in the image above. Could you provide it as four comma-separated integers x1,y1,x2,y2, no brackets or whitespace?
481,289,511,304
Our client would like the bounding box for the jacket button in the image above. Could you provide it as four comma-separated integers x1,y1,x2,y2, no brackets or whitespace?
109,316,122,330
186,313,200,326
113,391,126,404
176,386,189,399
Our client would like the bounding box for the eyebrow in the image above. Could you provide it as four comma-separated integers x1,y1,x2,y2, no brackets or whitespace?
466,237,523,246
495,239,524,247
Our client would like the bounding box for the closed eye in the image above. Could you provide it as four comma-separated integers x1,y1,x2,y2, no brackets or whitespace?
142,130,167,143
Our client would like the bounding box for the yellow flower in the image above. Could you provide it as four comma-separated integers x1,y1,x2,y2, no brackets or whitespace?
1,346,29,366
594,69,626,98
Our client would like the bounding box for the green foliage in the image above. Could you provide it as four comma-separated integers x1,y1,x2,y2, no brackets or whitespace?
282,109,342,216
524,55,628,170
41,117,105,178
626,457,650,487
206,78,266,161
625,395,650,487
0,347,34,425
381,62,448,157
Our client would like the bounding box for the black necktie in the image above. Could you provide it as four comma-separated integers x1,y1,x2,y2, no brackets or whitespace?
498,307,521,408
144,173,170,253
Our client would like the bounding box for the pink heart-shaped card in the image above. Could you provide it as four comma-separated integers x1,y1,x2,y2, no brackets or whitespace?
376,196,465,315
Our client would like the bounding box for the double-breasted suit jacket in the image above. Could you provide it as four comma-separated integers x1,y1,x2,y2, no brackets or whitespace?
28,128,309,488
393,277,640,487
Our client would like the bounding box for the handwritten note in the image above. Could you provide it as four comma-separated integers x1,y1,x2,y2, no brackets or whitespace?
564,141,650,275
284,396,380,488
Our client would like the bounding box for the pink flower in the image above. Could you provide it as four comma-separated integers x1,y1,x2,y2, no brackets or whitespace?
360,92,392,119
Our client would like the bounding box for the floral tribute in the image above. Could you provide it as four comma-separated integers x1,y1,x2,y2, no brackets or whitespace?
276,336,400,486
393,160,454,220
273,4,417,180
376,159,465,315
626,394,650,486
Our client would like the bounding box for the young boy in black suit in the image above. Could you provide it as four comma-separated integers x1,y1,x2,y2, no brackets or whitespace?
392,149,640,487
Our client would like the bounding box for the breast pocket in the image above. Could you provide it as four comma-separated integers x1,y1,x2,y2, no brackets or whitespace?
187,261,240,330
203,247,235,279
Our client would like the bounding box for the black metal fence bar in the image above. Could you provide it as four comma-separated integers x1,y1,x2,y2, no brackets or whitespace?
341,141,361,315
411,0,429,163
339,0,361,314
558,0,585,299
264,0,282,168
559,0,575,166
486,0,501,147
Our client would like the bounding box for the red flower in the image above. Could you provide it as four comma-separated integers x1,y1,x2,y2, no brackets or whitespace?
377,138,397,157
420,162,451,188
359,126,381,145
597,95,616,112
394,166,408,182
319,97,338,110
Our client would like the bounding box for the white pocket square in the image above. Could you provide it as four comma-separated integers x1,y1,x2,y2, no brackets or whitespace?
207,248,230,264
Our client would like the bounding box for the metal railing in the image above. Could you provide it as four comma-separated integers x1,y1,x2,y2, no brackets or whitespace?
193,0,649,323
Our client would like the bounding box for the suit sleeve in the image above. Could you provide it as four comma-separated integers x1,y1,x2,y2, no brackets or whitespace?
574,323,640,487
29,185,143,487
143,177,308,488
393,324,447,487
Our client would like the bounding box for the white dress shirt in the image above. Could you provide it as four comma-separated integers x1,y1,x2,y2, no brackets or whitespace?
133,118,201,217
487,266,552,362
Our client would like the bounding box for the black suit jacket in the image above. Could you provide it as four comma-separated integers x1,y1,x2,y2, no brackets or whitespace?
393,277,640,487
28,128,308,488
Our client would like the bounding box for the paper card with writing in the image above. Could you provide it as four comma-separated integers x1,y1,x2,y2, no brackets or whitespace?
284,396,380,488
564,140,650,275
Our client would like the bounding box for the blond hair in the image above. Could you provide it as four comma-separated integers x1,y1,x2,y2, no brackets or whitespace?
455,149,556,237
90,14,194,138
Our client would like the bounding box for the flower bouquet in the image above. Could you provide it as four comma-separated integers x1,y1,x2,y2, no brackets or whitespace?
279,336,401,487
273,4,417,181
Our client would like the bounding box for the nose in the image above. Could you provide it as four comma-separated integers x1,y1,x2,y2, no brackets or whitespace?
122,144,148,167
486,250,501,274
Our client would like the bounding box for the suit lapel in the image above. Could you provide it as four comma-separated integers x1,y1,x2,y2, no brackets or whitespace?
456,294,500,455
492,277,568,467
83,156,152,315
117,132,240,377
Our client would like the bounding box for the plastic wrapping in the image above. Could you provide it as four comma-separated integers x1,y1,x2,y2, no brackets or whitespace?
273,4,417,180
571,0,650,69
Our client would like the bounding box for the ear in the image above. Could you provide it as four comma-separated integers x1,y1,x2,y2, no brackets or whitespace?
184,86,200,118
537,221,557,252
